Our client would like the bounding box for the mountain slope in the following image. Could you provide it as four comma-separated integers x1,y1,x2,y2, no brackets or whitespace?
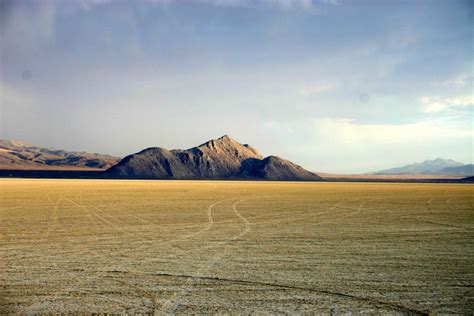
461,176,474,182
240,156,321,181
0,139,120,170
373,158,464,175
439,164,474,176
106,135,321,181
171,135,264,178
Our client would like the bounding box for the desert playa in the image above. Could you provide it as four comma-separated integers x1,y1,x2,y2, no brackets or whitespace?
1,179,472,314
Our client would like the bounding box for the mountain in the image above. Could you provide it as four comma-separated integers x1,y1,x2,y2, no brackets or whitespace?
461,176,474,182
0,139,120,170
373,158,465,175
439,164,474,176
239,156,321,180
106,135,321,181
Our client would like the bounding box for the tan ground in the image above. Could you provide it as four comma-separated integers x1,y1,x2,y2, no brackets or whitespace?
0,179,473,314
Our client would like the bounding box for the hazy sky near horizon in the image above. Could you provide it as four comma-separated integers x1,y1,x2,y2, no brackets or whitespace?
0,0,472,173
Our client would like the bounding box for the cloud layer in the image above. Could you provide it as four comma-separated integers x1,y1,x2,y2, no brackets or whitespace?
0,0,472,172
420,96,474,113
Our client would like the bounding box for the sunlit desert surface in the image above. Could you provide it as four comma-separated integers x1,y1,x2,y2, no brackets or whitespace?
1,179,473,314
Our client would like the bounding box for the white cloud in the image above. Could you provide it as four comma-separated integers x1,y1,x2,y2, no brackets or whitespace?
265,117,474,149
263,117,473,173
432,73,471,88
419,96,474,113
290,117,473,143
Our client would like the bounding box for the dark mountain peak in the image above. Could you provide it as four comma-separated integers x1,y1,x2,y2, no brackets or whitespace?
106,136,319,181
218,134,232,141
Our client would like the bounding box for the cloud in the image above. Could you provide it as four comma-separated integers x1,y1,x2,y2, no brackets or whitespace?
0,0,470,173
271,117,473,143
331,118,471,141
419,96,474,113
432,73,471,88
262,117,473,172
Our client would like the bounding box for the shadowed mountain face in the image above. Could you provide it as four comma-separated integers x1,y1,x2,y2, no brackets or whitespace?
462,176,474,182
240,156,321,181
0,140,120,170
106,135,321,181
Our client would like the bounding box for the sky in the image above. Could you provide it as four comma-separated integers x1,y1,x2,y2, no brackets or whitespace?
0,0,472,173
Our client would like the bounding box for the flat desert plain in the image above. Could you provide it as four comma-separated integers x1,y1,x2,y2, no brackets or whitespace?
1,179,473,315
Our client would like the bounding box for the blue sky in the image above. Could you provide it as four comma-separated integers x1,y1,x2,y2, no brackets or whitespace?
0,0,472,173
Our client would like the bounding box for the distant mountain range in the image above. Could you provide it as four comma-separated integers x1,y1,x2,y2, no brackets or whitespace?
373,158,473,176
106,135,321,181
0,139,119,170
1,138,471,180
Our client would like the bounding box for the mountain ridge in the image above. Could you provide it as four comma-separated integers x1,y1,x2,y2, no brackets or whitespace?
373,158,470,175
106,135,321,181
439,164,474,176
0,139,120,170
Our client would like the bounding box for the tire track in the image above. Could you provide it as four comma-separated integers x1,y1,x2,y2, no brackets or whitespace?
154,198,366,263
141,196,263,264
78,191,114,231
9,187,439,315
64,197,133,237
17,197,236,314
107,270,428,315
43,192,65,241
0,191,65,251
103,197,240,315
160,198,252,313
100,197,241,315
100,198,236,260
446,197,456,204
402,218,468,230
256,200,366,227
80,193,193,256
159,198,376,314
17,191,131,315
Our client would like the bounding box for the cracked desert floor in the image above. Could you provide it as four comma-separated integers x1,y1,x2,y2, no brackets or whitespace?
1,179,473,314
